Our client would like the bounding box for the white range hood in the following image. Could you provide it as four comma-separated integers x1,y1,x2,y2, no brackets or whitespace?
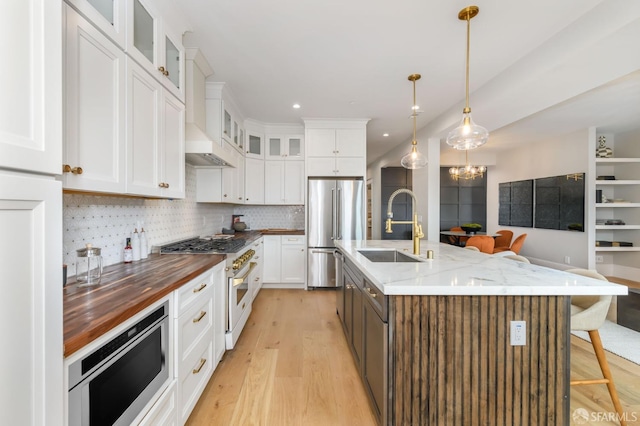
184,48,236,168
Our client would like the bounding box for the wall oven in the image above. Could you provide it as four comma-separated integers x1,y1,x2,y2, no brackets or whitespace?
68,301,169,426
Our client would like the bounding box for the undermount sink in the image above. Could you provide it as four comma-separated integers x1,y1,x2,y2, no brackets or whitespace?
357,249,422,263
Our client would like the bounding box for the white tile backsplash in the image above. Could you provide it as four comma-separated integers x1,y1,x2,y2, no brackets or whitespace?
233,205,304,230
63,165,305,272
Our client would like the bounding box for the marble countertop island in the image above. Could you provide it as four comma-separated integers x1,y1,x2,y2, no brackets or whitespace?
335,239,628,296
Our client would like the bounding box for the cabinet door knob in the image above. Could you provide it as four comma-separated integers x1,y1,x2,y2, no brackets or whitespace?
63,165,83,175
365,287,377,298
158,66,168,76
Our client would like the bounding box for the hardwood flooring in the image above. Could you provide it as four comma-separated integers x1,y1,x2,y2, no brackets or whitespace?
186,289,640,426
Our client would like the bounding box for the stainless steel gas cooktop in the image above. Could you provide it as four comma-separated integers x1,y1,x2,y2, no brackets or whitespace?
159,237,246,254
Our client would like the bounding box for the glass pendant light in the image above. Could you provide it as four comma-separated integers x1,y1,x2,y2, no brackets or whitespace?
446,5,489,150
401,74,428,169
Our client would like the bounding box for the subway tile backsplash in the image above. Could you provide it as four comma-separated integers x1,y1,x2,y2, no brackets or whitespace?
63,165,305,272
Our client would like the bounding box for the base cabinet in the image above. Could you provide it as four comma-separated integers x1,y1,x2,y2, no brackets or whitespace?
138,381,177,426
173,263,225,425
263,235,306,285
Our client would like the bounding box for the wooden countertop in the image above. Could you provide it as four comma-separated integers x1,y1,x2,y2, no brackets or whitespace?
63,253,225,357
257,228,305,235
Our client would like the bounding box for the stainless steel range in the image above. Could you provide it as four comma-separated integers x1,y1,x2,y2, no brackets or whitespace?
159,237,255,349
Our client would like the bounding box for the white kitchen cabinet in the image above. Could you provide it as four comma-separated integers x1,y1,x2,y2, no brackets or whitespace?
264,160,304,205
223,152,245,203
0,1,63,424
174,267,216,425
263,235,306,284
63,4,127,193
305,126,367,177
265,135,304,160
0,0,62,176
0,172,63,426
65,0,127,48
195,168,222,202
137,381,177,426
212,262,227,367
127,0,185,101
126,58,185,198
244,157,265,204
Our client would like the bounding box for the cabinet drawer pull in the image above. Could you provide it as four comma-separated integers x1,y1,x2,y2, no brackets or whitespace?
254,277,259,282
193,283,207,293
192,358,207,374
365,287,377,298
192,311,207,323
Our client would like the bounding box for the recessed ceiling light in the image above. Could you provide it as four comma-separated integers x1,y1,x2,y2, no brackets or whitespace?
292,104,301,109
383,133,389,137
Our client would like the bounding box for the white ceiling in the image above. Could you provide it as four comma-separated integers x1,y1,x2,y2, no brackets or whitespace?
176,0,639,164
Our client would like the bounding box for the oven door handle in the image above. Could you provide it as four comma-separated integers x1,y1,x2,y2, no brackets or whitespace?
232,262,257,287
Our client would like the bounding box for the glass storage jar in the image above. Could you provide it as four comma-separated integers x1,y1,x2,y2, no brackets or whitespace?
76,244,103,286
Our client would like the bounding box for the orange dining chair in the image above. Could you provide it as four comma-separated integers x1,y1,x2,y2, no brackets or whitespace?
493,230,513,252
494,233,527,255
449,226,469,246
465,236,495,254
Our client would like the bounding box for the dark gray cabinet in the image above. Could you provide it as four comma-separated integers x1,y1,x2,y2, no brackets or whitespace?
341,257,388,425
343,260,364,369
362,279,387,424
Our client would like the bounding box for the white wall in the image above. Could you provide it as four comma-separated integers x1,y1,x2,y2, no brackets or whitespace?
488,129,590,269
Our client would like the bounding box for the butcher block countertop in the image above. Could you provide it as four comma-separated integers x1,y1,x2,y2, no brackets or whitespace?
63,253,225,357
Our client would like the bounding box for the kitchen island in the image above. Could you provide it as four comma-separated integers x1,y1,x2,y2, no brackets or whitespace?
335,239,627,426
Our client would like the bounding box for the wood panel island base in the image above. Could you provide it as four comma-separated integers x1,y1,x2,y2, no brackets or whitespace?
391,294,569,425
335,240,627,426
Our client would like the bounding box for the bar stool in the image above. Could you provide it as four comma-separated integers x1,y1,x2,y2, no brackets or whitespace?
567,268,626,426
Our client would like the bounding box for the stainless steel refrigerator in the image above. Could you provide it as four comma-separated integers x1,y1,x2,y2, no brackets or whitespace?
307,178,365,288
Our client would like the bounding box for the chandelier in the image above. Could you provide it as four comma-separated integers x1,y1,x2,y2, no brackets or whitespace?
400,74,428,169
446,5,489,150
449,150,486,180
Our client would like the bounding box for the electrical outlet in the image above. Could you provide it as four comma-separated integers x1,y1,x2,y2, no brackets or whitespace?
596,255,604,263
564,256,571,264
510,321,526,346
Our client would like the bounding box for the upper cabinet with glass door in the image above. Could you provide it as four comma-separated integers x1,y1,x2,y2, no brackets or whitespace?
126,0,185,102
65,0,127,48
265,135,304,160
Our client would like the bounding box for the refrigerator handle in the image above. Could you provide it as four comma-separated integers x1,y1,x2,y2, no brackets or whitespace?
331,187,336,240
336,187,342,240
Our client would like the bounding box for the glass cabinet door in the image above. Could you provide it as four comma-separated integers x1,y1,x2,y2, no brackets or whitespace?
287,136,302,158
239,128,244,149
164,35,180,90
234,121,239,146
268,137,282,157
223,110,232,141
247,134,263,158
68,0,126,47
133,0,155,64
87,0,114,24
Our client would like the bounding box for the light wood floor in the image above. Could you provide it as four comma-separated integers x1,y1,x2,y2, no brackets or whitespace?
186,289,640,426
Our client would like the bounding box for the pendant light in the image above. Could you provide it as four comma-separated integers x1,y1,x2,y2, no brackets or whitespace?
446,5,489,150
401,74,428,169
